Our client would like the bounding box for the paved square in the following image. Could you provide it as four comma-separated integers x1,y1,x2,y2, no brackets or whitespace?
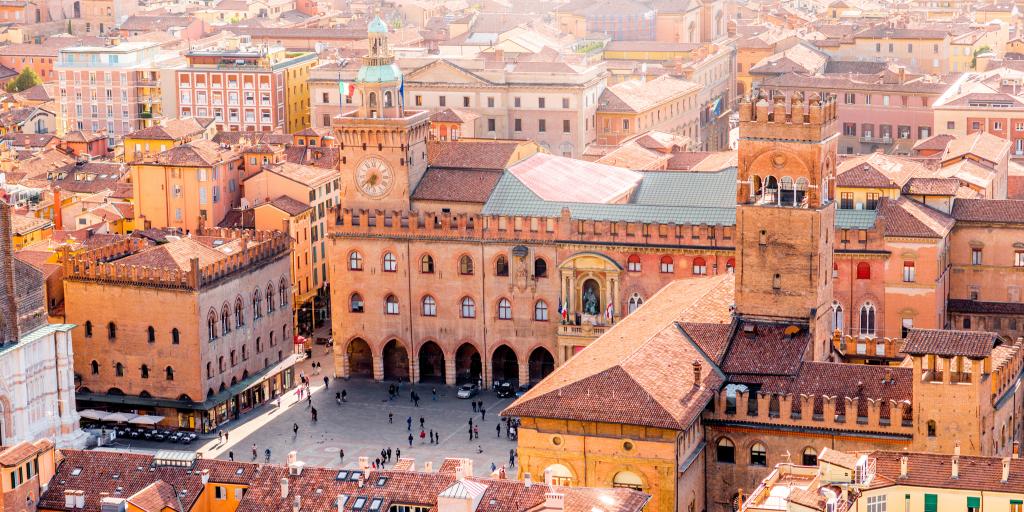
194,352,521,474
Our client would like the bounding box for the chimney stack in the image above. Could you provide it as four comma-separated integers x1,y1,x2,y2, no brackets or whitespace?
1013,441,1020,459
544,468,554,486
524,473,532,488
544,493,565,510
358,457,370,472
692,360,702,386
201,469,210,484
955,441,961,456
951,455,959,479
280,478,289,498
1002,457,1011,483
287,451,298,465
292,495,302,512
899,455,908,478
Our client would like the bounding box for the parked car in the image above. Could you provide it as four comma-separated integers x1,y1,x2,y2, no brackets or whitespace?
515,384,532,397
456,383,479,399
495,381,515,398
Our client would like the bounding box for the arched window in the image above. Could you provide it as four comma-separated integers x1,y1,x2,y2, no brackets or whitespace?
461,297,476,318
368,92,377,108
627,254,641,272
221,305,231,335
241,344,248,361
459,255,474,275
421,254,435,273
716,438,735,463
383,251,397,272
535,300,548,321
660,255,674,273
856,262,871,280
256,337,262,353
107,322,117,339
166,366,174,381
859,303,876,336
140,364,150,379
235,298,244,327
349,251,363,270
692,257,707,275
384,90,393,107
90,360,99,375
230,350,236,366
385,295,400,315
534,258,547,278
832,303,844,333
927,420,937,437
780,176,795,205
171,328,180,345
206,362,213,379
611,471,643,491
115,362,124,377
422,296,437,316
628,293,643,314
750,443,767,466
253,290,263,319
495,255,509,276
497,298,512,320
207,310,218,341
219,356,225,372
279,278,288,308
266,285,275,313
84,320,93,337
350,293,364,313
802,447,817,466
147,326,156,343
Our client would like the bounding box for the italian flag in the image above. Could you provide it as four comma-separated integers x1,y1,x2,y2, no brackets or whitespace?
339,81,355,99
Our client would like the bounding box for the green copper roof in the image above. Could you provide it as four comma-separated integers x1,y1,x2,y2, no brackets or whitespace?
835,209,878,229
356,63,402,83
368,16,388,33
482,168,739,225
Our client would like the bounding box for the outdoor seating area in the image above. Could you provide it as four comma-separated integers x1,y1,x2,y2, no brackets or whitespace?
78,409,199,444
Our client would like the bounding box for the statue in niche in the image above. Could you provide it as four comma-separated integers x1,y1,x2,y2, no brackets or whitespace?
582,280,600,316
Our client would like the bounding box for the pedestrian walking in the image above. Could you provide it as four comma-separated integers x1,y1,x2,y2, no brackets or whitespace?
481,407,486,421
265,448,271,463
324,376,329,389
387,447,392,461
342,389,347,402
509,449,516,468
477,445,483,454
311,407,318,422
225,431,229,442
396,448,401,459
419,417,425,429
491,462,497,473
293,423,299,437
407,416,412,431
472,401,478,413
496,424,501,438
339,448,345,461
408,433,413,447
388,412,393,424
429,430,434,444
380,448,386,462
473,425,479,439
468,418,473,428
251,443,257,460
218,430,223,443
432,387,437,401
228,451,234,461
336,392,342,405
375,457,381,469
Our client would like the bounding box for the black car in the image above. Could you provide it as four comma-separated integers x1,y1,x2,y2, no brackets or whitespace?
495,381,515,398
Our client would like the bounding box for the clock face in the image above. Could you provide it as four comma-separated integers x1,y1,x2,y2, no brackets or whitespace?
355,157,395,198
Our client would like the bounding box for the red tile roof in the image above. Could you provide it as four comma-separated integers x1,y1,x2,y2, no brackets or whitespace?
947,299,1024,315
902,328,997,358
950,198,1024,223
126,480,184,512
721,322,810,377
902,177,960,196
877,197,953,238
868,450,1024,494
427,140,525,170
412,168,503,203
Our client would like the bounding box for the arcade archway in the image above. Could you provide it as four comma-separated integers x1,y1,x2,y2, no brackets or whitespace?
382,339,410,381
418,341,445,383
491,345,519,384
455,343,481,384
528,347,555,384
347,338,373,378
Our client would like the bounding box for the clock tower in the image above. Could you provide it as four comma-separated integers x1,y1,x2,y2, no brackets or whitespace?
334,16,430,211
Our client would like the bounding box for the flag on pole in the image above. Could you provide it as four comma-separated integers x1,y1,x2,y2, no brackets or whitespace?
398,76,405,109
562,299,569,321
339,80,355,100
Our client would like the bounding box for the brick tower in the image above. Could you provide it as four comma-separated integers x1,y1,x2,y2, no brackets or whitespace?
334,17,430,212
733,90,839,361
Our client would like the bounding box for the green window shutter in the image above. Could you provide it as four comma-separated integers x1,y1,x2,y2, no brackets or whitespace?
924,494,938,512
1012,500,1023,505
967,497,981,508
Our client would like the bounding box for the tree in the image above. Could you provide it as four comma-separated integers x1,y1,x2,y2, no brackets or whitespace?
971,45,992,70
6,68,41,93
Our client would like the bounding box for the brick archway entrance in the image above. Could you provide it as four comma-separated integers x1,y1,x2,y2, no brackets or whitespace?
528,347,554,384
455,343,481,384
347,338,373,378
382,339,409,381
491,345,519,385
418,341,445,383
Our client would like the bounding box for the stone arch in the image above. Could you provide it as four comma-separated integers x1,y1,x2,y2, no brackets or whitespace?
491,344,519,384
418,341,445,383
543,463,575,486
346,337,373,378
455,342,482,384
611,470,645,490
528,346,554,384
382,338,410,381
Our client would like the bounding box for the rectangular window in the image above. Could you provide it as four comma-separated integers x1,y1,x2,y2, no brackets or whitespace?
840,192,854,209
1016,251,1024,267
439,96,446,107
1010,500,1022,512
414,95,422,106
972,248,982,265
866,495,886,512
215,486,225,500
947,121,956,129
843,123,857,136
538,97,545,108
514,97,521,108
563,119,570,133
462,96,469,107
538,119,546,132
866,193,879,210
514,118,521,131
924,494,937,512
487,97,494,108
487,118,495,131
903,261,915,282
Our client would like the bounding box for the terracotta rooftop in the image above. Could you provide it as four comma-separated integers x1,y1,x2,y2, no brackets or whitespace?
114,237,244,271
902,328,997,358
257,161,335,187
950,198,1024,223
598,75,700,113
154,139,238,167
941,130,1011,166
262,195,311,216
876,196,954,238
721,322,810,378
867,450,1024,493
126,480,184,512
504,275,734,429
127,118,210,141
426,140,527,170
412,168,503,203
902,177,960,196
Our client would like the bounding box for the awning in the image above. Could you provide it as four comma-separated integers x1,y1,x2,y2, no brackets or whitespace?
103,412,139,423
78,409,110,420
128,415,165,425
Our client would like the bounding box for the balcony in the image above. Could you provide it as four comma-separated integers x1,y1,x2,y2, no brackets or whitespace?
558,323,611,338
861,135,893,144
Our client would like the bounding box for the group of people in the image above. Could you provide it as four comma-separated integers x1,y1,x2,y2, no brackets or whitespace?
372,447,400,469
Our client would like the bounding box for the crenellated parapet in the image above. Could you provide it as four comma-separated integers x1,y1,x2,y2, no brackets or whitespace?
738,90,839,142
991,338,1024,403
708,386,914,437
63,229,291,291
832,331,906,361
328,207,737,251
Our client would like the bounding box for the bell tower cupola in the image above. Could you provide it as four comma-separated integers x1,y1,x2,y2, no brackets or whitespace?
355,16,404,119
